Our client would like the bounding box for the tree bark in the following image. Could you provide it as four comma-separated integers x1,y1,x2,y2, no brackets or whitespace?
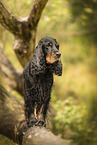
0,85,24,142
0,46,23,95
0,0,20,34
0,85,72,145
23,127,71,145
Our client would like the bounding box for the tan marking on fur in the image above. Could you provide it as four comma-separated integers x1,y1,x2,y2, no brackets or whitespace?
46,52,60,64
38,105,43,119
34,104,37,118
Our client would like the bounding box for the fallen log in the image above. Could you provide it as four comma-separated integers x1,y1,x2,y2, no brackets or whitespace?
0,85,72,145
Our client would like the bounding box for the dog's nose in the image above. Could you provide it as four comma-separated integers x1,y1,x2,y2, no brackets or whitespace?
56,52,61,58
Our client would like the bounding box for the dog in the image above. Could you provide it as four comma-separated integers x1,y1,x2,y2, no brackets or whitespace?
23,37,62,127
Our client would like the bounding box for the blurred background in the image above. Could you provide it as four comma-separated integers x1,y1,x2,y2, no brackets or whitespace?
0,0,97,145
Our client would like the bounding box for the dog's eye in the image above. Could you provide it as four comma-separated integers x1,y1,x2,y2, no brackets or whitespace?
55,43,59,49
48,42,52,47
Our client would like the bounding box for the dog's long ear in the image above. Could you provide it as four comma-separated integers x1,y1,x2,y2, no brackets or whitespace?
54,60,62,76
30,40,46,74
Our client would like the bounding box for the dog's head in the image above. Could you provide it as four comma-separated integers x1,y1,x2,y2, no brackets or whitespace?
40,37,61,64
30,37,62,76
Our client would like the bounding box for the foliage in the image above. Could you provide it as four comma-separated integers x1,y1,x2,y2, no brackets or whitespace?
53,97,87,132
52,96,97,145
51,37,97,144
0,135,15,145
5,0,33,17
68,0,97,27
68,0,97,42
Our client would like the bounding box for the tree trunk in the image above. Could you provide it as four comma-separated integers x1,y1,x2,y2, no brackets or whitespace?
23,127,71,145
0,0,48,67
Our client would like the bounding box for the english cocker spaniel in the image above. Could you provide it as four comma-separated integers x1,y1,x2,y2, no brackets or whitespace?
23,37,62,127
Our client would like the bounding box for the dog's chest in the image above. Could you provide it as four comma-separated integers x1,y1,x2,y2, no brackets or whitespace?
39,71,53,87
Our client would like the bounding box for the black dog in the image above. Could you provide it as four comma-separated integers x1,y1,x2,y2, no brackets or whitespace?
23,37,62,127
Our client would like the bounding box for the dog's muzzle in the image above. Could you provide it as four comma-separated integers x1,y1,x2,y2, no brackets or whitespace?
46,52,61,64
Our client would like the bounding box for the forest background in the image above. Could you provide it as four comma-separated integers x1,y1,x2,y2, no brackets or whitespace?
0,0,97,145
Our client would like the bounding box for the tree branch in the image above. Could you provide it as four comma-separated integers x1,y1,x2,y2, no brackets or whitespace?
0,85,72,145
14,0,48,67
23,126,71,145
0,0,21,35
28,0,48,29
0,0,31,67
13,28,36,67
0,47,23,95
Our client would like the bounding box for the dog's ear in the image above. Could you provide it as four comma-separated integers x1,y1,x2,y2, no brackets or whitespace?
53,61,62,76
30,40,46,74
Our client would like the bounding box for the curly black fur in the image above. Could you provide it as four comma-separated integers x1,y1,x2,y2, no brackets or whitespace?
23,37,62,127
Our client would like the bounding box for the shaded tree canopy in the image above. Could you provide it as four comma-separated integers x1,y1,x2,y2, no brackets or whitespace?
68,0,97,42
